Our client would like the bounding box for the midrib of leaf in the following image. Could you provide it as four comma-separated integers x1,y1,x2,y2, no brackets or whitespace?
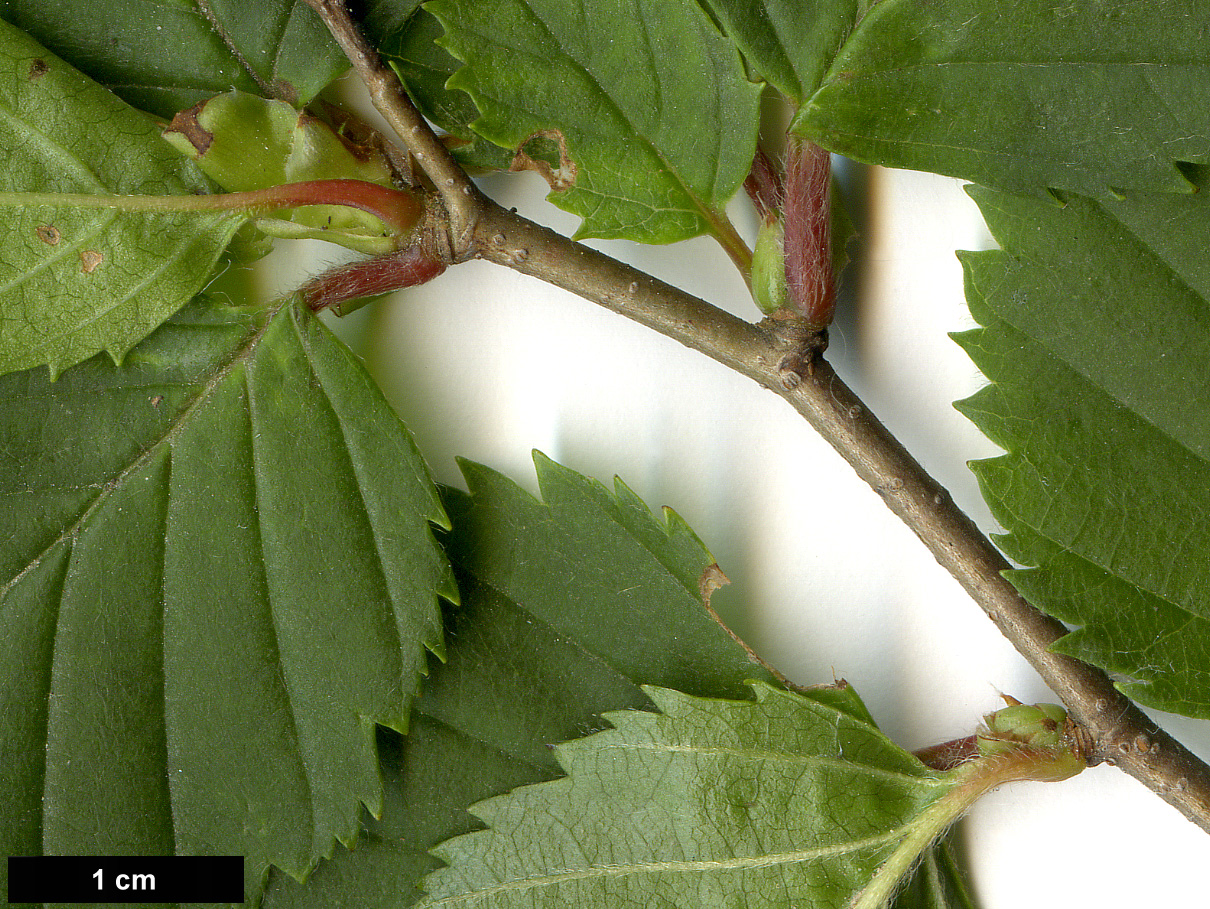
844,59,1204,145
264,0,297,89
593,740,946,788
104,74,232,94
812,124,1054,162
762,13,798,95
845,60,1198,72
243,371,318,842
422,829,906,908
0,304,273,602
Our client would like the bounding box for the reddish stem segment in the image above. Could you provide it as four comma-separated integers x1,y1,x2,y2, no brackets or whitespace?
743,148,784,225
915,735,980,772
250,179,423,235
300,244,445,312
783,139,835,331
0,179,424,238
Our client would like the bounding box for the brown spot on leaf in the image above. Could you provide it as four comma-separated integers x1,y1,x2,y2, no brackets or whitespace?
150,394,164,408
164,99,213,156
699,563,730,608
510,128,578,191
35,224,60,245
80,250,103,273
28,58,49,79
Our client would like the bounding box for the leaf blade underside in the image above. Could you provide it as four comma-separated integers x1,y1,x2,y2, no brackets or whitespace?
418,682,950,909
0,21,247,377
0,297,452,904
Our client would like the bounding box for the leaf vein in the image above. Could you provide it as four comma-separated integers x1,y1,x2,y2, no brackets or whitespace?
595,740,944,786
0,307,270,604
0,101,108,193
244,360,318,844
425,829,904,906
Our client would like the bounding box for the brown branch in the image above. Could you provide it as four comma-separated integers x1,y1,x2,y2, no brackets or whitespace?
303,0,485,257
466,204,1210,833
309,0,1210,835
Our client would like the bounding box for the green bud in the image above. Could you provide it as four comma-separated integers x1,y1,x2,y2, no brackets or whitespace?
976,700,1086,781
751,218,789,316
163,91,401,248
978,701,1072,755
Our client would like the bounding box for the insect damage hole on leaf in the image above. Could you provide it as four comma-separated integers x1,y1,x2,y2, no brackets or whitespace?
509,128,577,192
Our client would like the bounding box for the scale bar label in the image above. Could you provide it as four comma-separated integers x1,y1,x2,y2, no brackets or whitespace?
7,856,243,903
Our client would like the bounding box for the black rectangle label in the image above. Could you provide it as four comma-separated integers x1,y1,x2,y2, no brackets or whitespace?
7,856,243,904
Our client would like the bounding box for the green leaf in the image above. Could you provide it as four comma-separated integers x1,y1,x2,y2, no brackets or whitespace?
954,176,1210,717
363,0,426,39
426,0,761,243
378,8,514,172
261,453,779,907
0,0,347,118
262,457,967,909
1002,526,1210,722
442,454,776,700
418,682,951,909
0,22,247,377
699,0,872,103
0,296,452,903
796,0,1210,197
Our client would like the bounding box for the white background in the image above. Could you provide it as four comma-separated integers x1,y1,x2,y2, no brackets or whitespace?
269,119,1210,902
